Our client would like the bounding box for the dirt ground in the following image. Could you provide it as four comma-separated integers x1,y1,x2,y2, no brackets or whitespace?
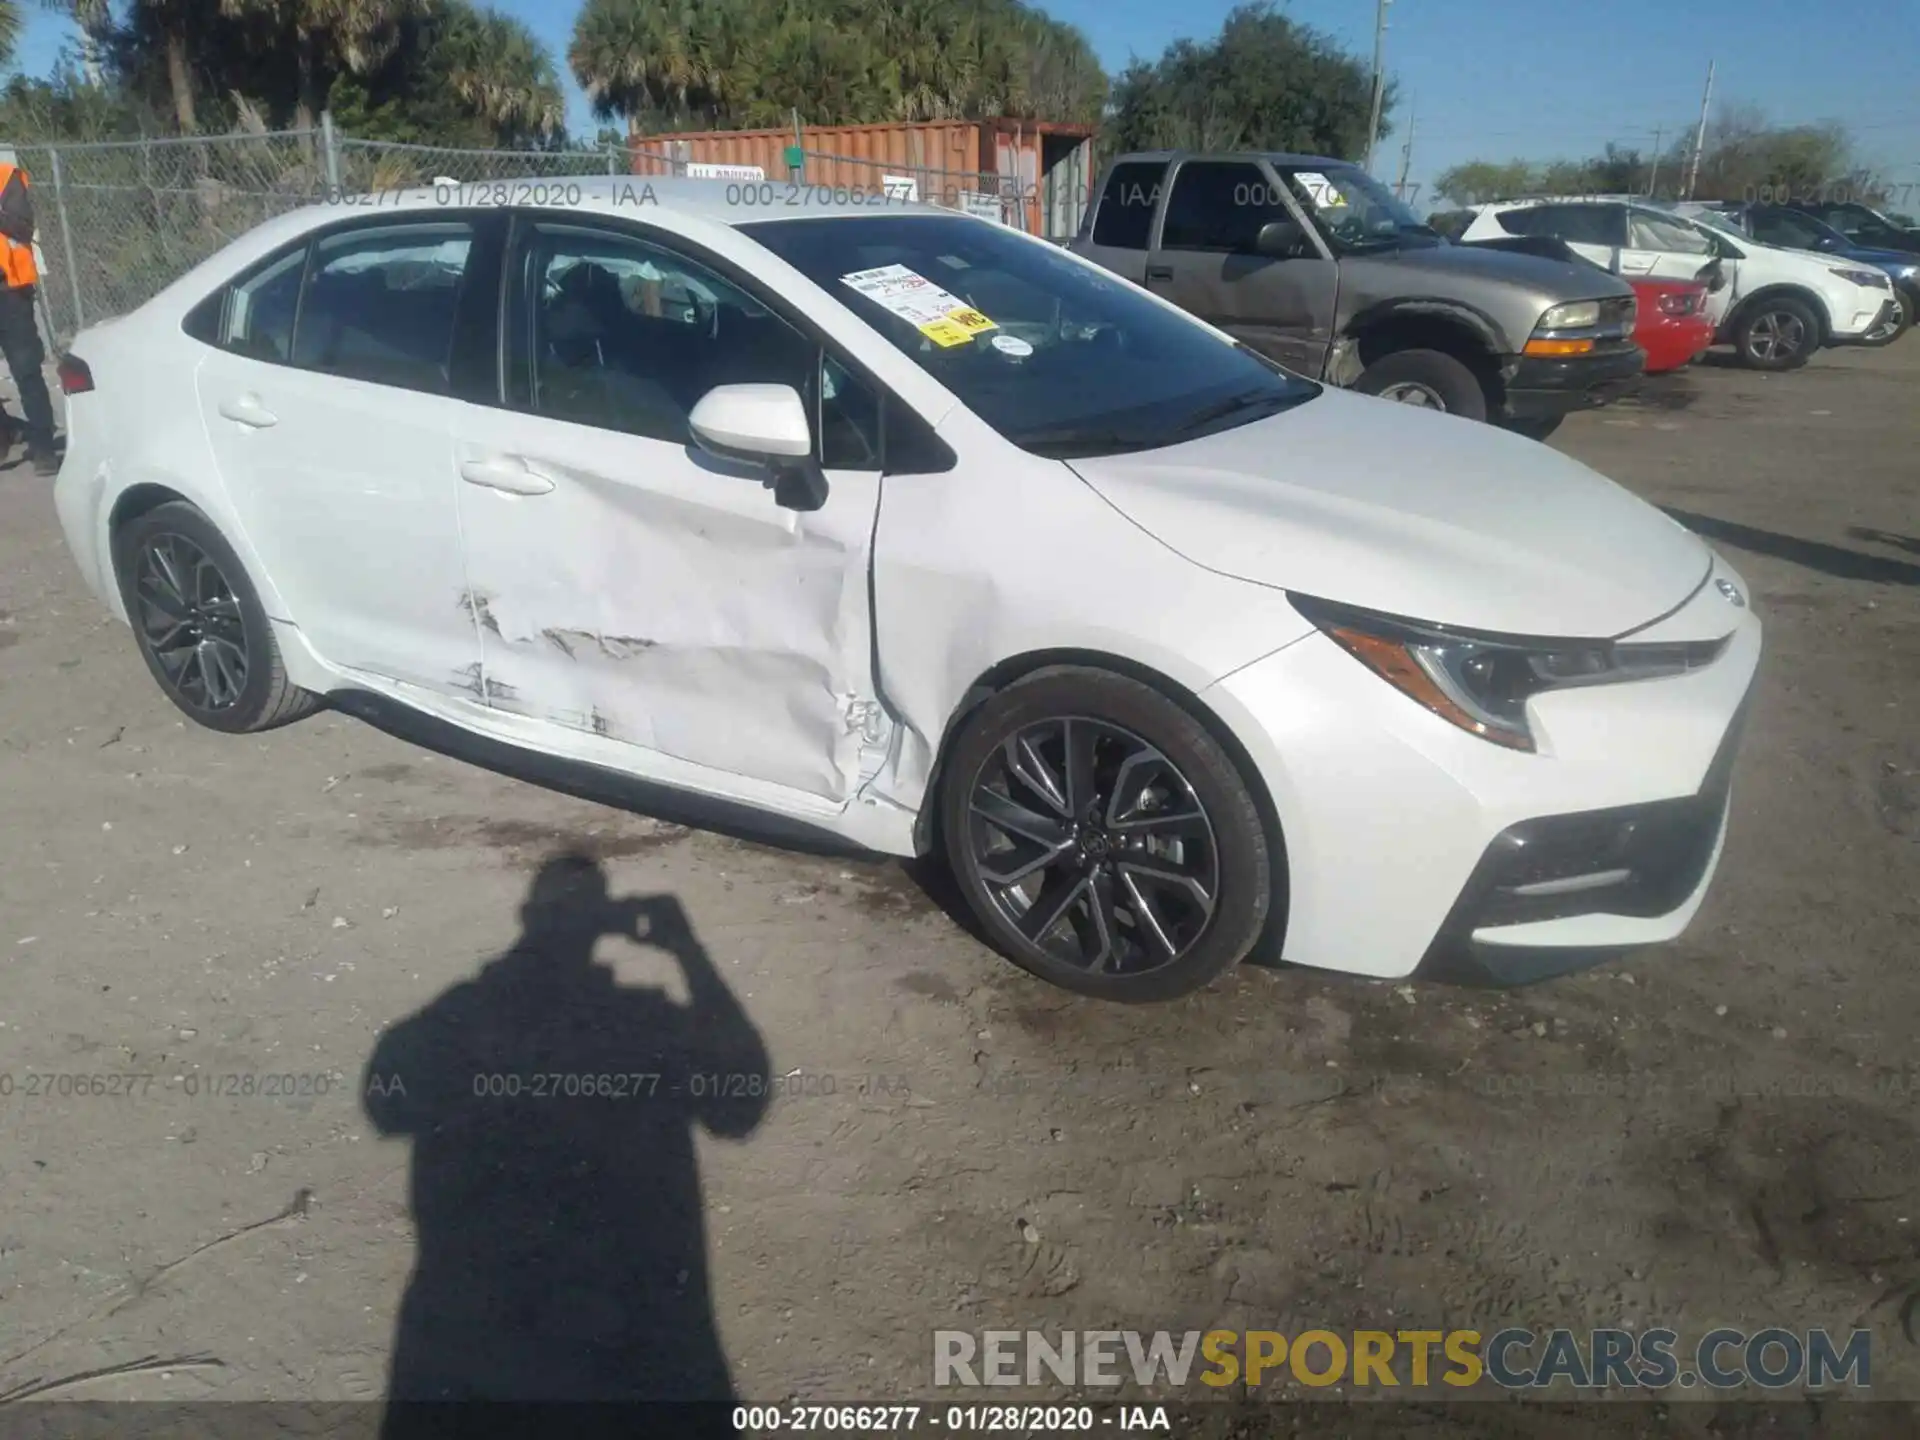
0,337,1916,1433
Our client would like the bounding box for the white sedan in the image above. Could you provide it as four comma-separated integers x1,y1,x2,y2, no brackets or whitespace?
51,177,1761,1001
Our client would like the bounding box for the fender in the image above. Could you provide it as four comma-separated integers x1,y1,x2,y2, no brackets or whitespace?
1333,296,1505,385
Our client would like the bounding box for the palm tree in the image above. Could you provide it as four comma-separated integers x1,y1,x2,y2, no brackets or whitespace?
569,0,714,129
435,2,563,142
218,0,428,133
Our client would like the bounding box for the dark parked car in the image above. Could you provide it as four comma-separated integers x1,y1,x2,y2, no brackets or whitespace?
1797,200,1920,255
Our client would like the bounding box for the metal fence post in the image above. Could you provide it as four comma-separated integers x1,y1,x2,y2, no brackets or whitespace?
321,111,341,194
48,148,84,335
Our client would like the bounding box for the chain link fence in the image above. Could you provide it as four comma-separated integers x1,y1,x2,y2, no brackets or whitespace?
7,121,1074,348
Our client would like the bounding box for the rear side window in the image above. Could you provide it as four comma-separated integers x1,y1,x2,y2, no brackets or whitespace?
221,246,306,363
290,222,475,393
1160,161,1286,253
1090,161,1167,249
1505,203,1624,248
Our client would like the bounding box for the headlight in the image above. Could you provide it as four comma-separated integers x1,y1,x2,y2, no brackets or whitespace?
1830,266,1889,289
1289,595,1729,752
1537,300,1601,330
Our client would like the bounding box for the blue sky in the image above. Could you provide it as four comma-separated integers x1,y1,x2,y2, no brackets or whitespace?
10,0,1919,206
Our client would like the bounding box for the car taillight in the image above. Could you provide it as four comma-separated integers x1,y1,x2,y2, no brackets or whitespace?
57,354,94,394
1656,292,1698,317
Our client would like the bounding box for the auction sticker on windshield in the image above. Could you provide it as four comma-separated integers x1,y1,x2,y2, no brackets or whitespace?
1293,172,1349,210
841,263,999,347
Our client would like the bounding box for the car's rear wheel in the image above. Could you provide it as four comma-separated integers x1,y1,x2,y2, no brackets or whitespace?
1351,348,1489,421
113,501,320,734
939,668,1271,1002
1733,296,1818,370
1856,289,1913,347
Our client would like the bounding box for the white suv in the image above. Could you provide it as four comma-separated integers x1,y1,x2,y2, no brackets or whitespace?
1461,196,1895,370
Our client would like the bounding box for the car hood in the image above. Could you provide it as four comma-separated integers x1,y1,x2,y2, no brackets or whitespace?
1353,241,1634,299
1067,387,1713,639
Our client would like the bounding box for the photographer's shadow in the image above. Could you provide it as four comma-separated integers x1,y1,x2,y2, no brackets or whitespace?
363,854,769,1429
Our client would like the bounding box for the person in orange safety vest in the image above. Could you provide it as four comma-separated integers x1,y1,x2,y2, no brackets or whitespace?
0,161,59,475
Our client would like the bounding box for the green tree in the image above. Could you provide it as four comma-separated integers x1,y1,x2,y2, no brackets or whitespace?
1106,2,1385,160
1433,159,1534,206
567,0,1104,133
435,3,563,141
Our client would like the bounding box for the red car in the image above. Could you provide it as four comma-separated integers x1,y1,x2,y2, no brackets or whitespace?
1625,277,1714,373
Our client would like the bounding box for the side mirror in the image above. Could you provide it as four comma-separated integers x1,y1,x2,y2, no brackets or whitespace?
1815,234,1840,251
1253,220,1310,259
688,383,829,511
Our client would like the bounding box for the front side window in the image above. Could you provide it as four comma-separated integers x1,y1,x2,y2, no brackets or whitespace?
221,246,306,363
1160,161,1289,253
744,213,1320,459
1629,210,1714,254
1272,164,1439,250
1089,161,1168,250
507,223,880,467
289,222,474,392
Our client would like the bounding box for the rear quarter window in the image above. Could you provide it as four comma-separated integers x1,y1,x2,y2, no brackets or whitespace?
1090,162,1167,250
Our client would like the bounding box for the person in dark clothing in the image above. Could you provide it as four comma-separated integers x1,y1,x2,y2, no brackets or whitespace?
364,854,769,1439
0,161,59,475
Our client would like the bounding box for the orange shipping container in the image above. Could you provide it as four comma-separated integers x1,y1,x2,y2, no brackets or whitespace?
628,118,1097,238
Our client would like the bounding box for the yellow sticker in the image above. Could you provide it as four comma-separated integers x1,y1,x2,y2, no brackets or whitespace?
918,317,976,347
946,307,998,335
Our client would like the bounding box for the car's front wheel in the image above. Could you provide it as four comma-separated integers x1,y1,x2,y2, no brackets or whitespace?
1351,349,1490,421
1732,296,1819,370
113,500,321,734
939,668,1272,1002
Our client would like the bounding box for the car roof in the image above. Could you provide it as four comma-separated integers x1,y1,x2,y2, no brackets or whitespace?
1475,194,1645,211
272,173,949,231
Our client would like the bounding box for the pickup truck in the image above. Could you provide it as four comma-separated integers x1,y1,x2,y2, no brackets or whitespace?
1070,151,1644,437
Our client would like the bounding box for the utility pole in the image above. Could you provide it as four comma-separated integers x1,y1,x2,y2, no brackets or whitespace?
1646,125,1663,197
1684,60,1715,199
1364,0,1393,173
1396,106,1415,200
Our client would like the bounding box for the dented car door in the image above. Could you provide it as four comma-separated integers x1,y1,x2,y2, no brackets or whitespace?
449,217,885,804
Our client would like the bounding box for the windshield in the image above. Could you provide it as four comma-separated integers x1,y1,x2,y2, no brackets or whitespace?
1275,164,1439,250
744,214,1319,458
1751,207,1842,249
1825,203,1908,246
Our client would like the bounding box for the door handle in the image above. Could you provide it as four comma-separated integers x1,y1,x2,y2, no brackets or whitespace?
1146,265,1174,281
460,456,556,496
217,395,277,428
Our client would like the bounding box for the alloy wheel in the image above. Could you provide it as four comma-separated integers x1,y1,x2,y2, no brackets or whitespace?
1378,381,1445,408
965,717,1219,975
134,533,250,711
1746,309,1807,362
1864,294,1910,342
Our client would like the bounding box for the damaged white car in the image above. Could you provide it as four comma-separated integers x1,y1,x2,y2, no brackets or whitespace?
52,178,1760,1001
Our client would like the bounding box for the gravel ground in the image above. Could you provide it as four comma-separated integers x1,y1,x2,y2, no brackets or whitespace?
0,340,1915,1431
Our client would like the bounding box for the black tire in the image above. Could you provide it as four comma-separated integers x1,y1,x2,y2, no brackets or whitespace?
1854,288,1913,347
939,667,1272,1003
1351,348,1490,421
112,500,321,734
1731,295,1819,370
1502,415,1564,442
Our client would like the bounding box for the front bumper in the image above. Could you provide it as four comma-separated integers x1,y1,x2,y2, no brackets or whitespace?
1203,556,1761,981
1498,343,1645,421
1830,295,1897,343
